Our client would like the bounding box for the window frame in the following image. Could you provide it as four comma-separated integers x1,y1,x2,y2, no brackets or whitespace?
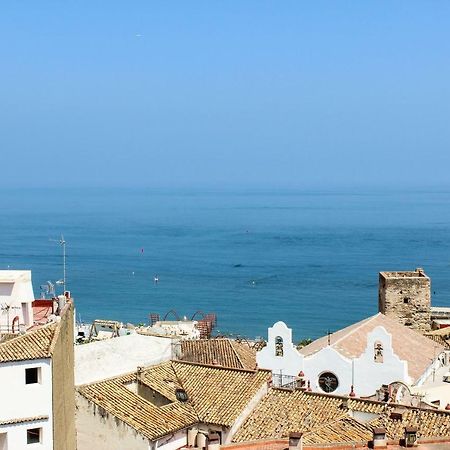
374,341,384,363
318,371,339,393
25,367,41,385
274,336,284,357
26,427,42,445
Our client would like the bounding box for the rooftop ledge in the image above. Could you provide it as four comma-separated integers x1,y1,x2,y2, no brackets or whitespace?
380,268,428,279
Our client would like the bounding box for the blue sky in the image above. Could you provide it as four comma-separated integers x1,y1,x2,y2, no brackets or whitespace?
1,2,449,189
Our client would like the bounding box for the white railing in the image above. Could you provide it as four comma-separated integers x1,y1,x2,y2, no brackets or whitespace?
272,373,297,390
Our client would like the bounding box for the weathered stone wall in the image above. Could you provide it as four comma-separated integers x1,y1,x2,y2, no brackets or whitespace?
378,269,431,332
76,393,149,450
52,300,76,450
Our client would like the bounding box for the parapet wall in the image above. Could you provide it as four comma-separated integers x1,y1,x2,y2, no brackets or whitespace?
52,299,76,450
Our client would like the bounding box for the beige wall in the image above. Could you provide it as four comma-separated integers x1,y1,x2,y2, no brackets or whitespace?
76,394,149,450
52,300,76,450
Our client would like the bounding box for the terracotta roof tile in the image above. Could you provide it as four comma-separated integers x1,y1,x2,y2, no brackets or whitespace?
303,417,372,446
0,323,58,362
180,339,257,370
0,415,48,426
78,361,270,440
233,388,450,445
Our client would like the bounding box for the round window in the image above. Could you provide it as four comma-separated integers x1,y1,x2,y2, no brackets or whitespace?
318,372,339,393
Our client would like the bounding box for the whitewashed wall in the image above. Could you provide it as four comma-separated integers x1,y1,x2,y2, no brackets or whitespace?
354,326,409,396
0,359,52,421
256,321,304,378
257,322,412,397
75,333,174,385
0,418,51,450
0,271,35,330
305,346,353,396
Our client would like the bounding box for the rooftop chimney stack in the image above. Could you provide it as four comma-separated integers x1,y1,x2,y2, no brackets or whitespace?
372,428,387,449
289,432,303,450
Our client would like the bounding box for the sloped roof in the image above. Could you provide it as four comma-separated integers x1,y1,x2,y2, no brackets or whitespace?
303,416,373,446
78,360,270,441
0,415,48,426
79,372,197,440
179,339,257,370
299,313,443,382
233,388,358,443
233,387,450,445
0,323,58,362
425,334,450,350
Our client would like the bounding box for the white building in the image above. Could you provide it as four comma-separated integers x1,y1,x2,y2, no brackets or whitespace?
257,314,446,398
148,320,201,339
0,271,35,333
0,300,75,450
75,332,175,385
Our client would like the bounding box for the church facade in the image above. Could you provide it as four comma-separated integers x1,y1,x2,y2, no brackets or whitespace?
257,314,444,398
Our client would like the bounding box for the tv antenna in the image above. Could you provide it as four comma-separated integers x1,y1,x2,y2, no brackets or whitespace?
50,234,67,292
39,281,55,299
0,302,21,333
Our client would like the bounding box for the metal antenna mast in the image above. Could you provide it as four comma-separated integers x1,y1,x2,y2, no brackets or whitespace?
50,234,67,292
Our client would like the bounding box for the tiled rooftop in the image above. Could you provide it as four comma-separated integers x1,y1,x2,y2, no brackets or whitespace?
425,334,450,349
233,388,450,446
0,415,49,426
299,313,443,381
179,339,257,370
0,323,58,362
78,360,270,440
79,372,196,440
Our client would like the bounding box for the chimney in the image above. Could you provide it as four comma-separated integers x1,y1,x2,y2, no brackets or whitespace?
372,428,387,449
404,427,417,447
207,432,220,450
196,432,207,449
390,411,403,420
289,432,303,450
137,366,144,382
187,428,198,447
57,295,66,315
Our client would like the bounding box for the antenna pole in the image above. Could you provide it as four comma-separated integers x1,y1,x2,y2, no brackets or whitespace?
51,235,67,293
62,235,66,293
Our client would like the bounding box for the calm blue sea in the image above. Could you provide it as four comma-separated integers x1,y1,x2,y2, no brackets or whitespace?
1,188,450,342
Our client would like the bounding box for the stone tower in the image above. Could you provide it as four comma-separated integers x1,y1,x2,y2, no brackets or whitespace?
378,268,431,332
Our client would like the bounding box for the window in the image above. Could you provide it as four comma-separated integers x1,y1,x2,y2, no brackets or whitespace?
27,428,41,444
374,342,383,363
275,336,284,357
318,372,339,393
25,367,40,385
